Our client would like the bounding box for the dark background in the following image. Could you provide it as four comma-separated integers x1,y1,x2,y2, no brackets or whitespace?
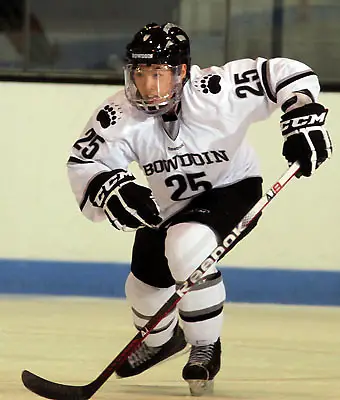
0,0,338,89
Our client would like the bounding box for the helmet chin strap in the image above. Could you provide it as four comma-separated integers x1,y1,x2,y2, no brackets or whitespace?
138,99,175,116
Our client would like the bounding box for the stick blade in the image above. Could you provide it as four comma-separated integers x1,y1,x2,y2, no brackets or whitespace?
21,370,92,400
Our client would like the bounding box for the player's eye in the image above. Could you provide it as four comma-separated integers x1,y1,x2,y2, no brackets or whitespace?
134,71,144,78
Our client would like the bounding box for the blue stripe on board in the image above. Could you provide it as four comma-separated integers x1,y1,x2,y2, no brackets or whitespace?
0,258,339,306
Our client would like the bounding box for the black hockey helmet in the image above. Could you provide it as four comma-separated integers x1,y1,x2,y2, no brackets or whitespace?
124,23,191,116
125,22,191,71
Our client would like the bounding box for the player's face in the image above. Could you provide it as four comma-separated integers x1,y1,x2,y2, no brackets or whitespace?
133,64,187,104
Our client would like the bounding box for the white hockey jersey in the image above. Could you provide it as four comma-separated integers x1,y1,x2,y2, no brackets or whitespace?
67,57,320,222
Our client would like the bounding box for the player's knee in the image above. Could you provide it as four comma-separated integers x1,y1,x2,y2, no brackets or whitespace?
165,222,218,282
125,272,175,314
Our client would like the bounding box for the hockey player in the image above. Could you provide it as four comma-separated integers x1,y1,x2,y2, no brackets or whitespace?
67,23,332,396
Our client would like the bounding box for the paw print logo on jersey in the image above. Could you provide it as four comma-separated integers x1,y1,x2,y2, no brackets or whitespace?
96,103,123,129
194,74,222,95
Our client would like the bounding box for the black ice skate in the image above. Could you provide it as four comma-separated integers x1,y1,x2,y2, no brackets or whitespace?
182,338,221,396
115,323,187,378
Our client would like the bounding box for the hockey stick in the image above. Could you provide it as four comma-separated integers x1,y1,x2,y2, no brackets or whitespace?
22,161,300,400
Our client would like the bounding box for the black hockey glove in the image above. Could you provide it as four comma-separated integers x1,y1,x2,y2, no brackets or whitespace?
280,103,332,177
88,169,162,231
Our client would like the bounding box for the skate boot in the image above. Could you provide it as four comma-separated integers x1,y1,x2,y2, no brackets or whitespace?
182,338,221,396
115,323,187,378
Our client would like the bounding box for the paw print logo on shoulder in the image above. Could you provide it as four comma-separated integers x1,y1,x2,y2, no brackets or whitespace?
194,74,222,95
96,103,123,129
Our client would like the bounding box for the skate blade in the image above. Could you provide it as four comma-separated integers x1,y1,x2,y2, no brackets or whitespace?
187,379,214,396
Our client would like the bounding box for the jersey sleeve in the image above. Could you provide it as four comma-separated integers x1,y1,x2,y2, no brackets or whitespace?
188,56,320,129
67,94,137,222
221,57,321,120
256,56,320,109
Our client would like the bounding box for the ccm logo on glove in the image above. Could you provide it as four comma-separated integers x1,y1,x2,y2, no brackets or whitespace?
93,170,133,208
280,111,327,133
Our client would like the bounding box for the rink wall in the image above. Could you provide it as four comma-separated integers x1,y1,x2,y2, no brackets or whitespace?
0,82,339,305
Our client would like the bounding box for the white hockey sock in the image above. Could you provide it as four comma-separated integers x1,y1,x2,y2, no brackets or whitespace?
178,272,225,345
125,272,178,347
